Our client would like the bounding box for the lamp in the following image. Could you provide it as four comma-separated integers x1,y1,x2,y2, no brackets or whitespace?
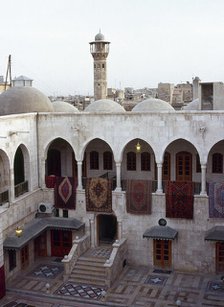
15,226,23,237
135,141,141,153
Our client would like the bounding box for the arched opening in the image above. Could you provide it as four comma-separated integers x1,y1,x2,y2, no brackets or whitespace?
84,138,115,189
45,138,77,189
14,146,29,197
14,147,24,185
97,214,117,245
121,138,155,190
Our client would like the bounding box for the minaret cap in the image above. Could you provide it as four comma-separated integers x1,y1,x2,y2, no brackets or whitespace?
95,29,105,41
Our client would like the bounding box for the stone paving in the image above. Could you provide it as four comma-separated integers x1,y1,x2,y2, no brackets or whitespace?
1,259,224,307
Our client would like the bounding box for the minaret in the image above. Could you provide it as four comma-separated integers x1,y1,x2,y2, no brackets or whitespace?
90,31,110,100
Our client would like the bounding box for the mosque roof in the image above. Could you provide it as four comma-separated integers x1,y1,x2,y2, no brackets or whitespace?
84,99,126,113
183,98,199,110
0,86,53,115
52,100,79,113
132,98,175,112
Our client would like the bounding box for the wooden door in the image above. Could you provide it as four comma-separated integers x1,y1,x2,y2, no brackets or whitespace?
153,240,172,268
176,151,192,181
34,232,47,257
51,230,72,257
21,245,29,270
216,242,224,273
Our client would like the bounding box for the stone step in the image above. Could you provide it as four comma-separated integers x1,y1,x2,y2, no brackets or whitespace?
73,264,106,273
69,274,106,287
71,267,106,278
76,259,106,268
79,256,107,263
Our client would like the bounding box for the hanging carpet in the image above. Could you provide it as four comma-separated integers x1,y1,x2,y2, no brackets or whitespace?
165,181,193,219
126,180,152,214
85,177,112,213
209,182,224,218
54,176,76,209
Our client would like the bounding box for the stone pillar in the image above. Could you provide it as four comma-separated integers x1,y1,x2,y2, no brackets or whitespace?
39,158,46,188
156,163,163,194
117,220,122,240
115,162,121,191
200,164,207,196
0,225,5,298
9,168,15,202
90,219,95,247
77,161,83,190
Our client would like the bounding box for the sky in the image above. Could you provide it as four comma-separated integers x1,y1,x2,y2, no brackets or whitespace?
1,0,224,96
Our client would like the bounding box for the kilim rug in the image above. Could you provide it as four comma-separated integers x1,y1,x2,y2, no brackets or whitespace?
54,176,76,209
209,182,224,218
165,181,193,219
85,177,112,212
126,180,152,214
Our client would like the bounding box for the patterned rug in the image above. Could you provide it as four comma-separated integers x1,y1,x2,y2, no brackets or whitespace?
126,180,152,214
54,176,76,209
85,178,112,212
55,282,105,299
209,182,224,218
28,264,63,279
165,181,193,219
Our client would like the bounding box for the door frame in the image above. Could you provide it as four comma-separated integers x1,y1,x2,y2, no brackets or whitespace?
153,239,172,269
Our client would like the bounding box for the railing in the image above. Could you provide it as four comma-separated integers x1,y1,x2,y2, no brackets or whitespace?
62,234,90,280
104,238,128,287
0,190,9,205
14,181,28,198
122,180,202,195
82,175,116,190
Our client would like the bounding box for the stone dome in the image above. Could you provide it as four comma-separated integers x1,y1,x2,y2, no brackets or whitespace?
52,101,79,113
132,98,175,112
183,98,199,111
95,31,105,41
0,86,53,115
84,99,125,113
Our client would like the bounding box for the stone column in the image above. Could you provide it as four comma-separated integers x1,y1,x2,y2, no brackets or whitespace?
77,161,83,190
200,164,207,196
90,219,95,247
9,168,15,203
115,162,122,191
39,158,46,189
117,220,122,240
0,224,5,298
156,163,163,194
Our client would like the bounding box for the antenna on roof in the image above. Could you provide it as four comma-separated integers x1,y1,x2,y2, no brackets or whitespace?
4,55,12,90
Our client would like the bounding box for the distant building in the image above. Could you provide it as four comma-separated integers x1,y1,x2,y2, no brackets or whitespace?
12,75,33,87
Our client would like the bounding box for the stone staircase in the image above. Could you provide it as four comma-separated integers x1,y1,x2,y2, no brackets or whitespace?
68,246,112,287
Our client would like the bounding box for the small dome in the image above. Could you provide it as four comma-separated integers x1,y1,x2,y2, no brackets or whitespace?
183,98,199,110
84,99,125,113
0,87,53,115
52,101,79,113
95,31,105,41
132,98,175,112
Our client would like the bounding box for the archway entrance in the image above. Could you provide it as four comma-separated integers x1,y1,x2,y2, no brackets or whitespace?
97,214,117,245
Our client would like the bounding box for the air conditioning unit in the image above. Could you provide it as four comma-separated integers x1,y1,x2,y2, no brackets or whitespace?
37,202,54,214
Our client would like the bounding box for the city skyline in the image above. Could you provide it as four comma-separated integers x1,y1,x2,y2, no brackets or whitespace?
1,0,224,96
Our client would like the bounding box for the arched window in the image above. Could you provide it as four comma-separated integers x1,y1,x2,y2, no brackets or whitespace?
90,151,99,170
103,151,112,170
141,152,150,171
127,152,136,171
212,153,223,173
